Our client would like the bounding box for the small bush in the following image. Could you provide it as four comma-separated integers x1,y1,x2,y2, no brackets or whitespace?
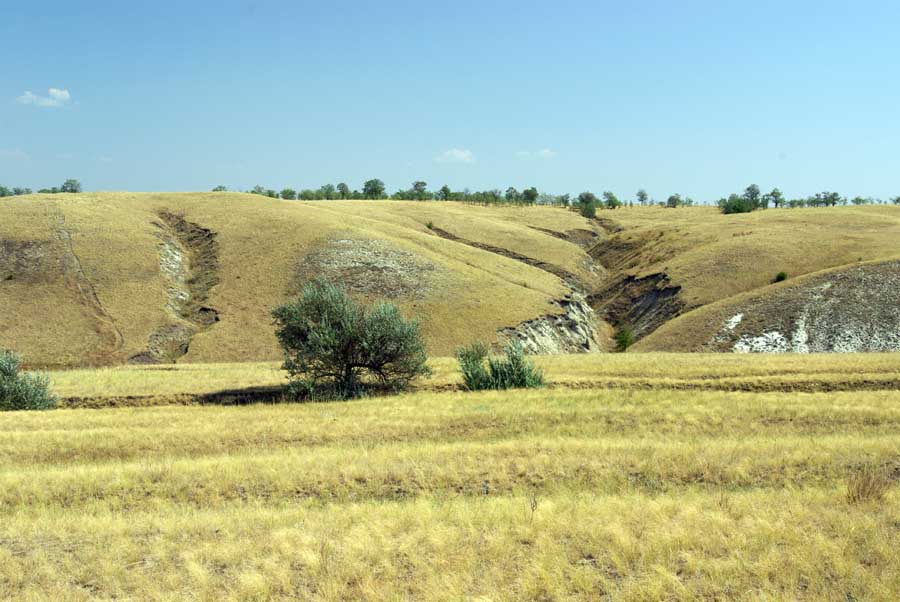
425,220,434,230
456,341,544,391
273,278,430,400
774,271,788,283
847,461,892,504
578,201,596,219
0,350,57,411
615,327,634,352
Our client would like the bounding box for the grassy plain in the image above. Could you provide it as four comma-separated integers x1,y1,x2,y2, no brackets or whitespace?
1,354,898,600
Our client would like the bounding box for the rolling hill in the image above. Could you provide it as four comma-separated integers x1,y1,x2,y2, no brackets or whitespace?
3,193,900,367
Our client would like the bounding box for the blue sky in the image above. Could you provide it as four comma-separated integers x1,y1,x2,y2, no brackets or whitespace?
2,0,899,201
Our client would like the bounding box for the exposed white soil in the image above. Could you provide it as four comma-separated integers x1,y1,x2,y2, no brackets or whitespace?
706,261,900,353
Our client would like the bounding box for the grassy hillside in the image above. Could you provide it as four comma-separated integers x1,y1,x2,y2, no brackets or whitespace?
2,360,898,600
588,205,900,346
0,193,599,367
4,193,900,366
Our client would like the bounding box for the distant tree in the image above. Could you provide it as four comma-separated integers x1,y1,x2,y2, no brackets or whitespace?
504,187,520,203
319,184,337,199
666,193,683,208
251,185,266,195
436,184,451,201
299,189,318,200
211,185,227,192
892,196,900,205
0,186,10,197
12,188,31,196
280,188,297,200
337,183,350,199
577,191,598,218
522,187,539,204
743,184,761,207
60,179,82,193
362,179,386,199
718,193,754,214
763,187,784,208
850,196,870,206
272,279,430,400
411,181,429,201
636,189,649,206
558,193,571,207
602,191,621,209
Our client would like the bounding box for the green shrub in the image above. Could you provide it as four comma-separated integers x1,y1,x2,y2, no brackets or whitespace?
0,350,57,411
615,327,634,352
272,278,430,400
425,220,434,230
774,271,788,283
456,341,544,391
578,201,596,218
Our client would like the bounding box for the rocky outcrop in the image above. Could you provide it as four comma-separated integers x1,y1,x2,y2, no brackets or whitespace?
498,293,603,354
706,261,900,353
590,272,684,340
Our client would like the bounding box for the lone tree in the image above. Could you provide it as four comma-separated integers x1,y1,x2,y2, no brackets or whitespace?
636,189,649,206
362,178,386,199
60,179,82,193
272,279,430,400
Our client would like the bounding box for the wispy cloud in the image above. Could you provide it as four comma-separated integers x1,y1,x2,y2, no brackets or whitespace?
434,148,475,164
0,148,30,161
17,88,72,108
516,148,557,159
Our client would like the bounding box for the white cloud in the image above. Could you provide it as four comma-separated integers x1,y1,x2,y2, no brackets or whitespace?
434,148,475,164
17,88,72,108
516,148,557,159
0,148,29,161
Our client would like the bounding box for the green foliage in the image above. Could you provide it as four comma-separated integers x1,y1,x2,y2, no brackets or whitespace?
456,341,544,391
211,185,227,192
280,188,297,200
362,178,386,199
577,191,598,218
636,189,649,205
615,327,634,352
602,191,621,209
272,279,430,400
0,350,57,411
425,220,434,230
774,271,788,283
60,179,82,193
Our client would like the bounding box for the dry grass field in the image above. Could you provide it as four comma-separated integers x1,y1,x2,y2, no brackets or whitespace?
1,353,899,601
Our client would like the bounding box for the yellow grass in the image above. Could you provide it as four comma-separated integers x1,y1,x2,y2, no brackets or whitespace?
2,193,597,367
1,364,898,600
43,352,900,407
602,205,900,307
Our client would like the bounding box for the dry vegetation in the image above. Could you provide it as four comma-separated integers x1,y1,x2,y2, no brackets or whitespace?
1,358,899,601
1,193,596,367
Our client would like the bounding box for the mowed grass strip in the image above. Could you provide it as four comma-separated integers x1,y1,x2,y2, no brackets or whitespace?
2,366,899,600
43,352,900,407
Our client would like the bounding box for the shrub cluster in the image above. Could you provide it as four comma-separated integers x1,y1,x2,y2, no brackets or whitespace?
0,350,57,411
273,279,430,400
456,341,544,391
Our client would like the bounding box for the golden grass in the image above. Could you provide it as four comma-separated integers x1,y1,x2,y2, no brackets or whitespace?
603,205,900,308
1,373,898,600
41,351,900,407
2,193,598,367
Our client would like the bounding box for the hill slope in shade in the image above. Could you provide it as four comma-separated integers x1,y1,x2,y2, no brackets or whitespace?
0,193,602,367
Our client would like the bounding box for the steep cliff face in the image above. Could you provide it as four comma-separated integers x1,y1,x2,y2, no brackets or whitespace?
704,261,900,353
